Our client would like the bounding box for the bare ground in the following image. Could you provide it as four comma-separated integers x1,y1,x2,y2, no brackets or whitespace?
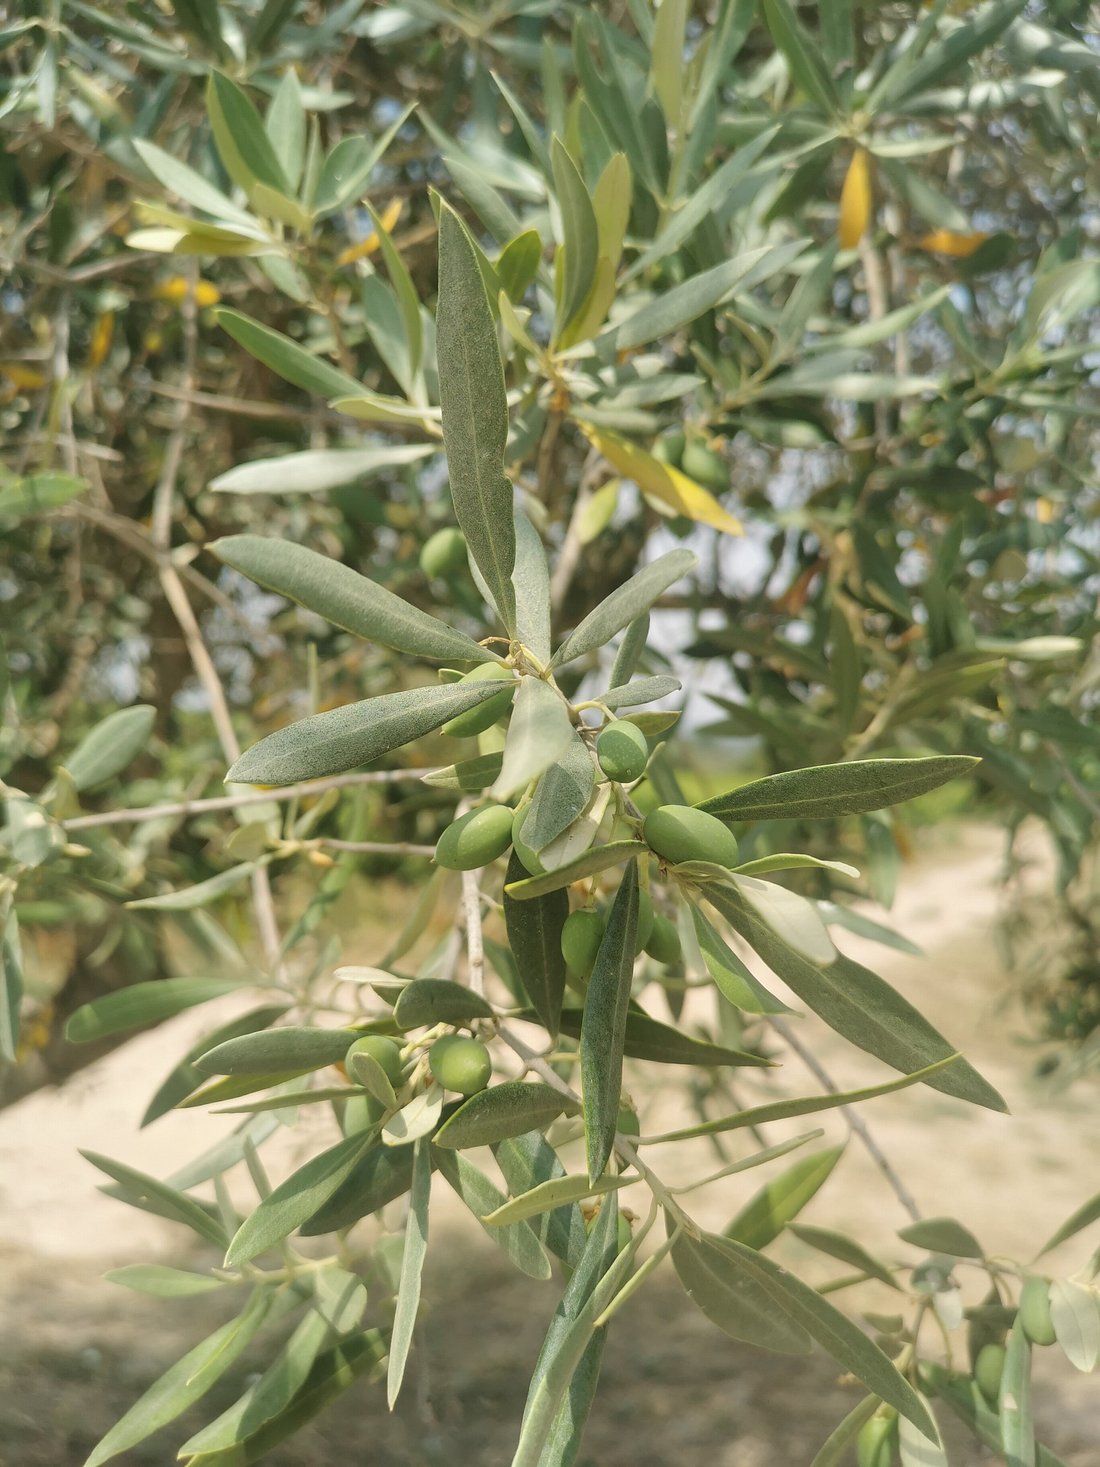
1,822,1097,1466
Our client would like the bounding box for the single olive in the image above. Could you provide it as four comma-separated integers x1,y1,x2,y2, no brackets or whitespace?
645,912,682,965
340,1093,385,1135
344,1034,405,1087
561,908,606,978
652,428,686,468
681,436,728,491
429,1034,492,1095
643,804,740,868
1019,1276,1057,1346
596,720,649,784
419,527,468,580
856,1411,897,1467
435,804,514,870
974,1342,1007,1402
441,662,516,738
633,888,655,955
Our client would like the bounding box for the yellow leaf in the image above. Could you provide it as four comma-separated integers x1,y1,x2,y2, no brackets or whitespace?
580,426,743,536
914,229,990,258
0,363,47,391
838,148,873,250
336,198,403,266
87,311,115,367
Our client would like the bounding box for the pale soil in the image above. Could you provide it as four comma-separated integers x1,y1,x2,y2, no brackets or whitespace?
0,822,1097,1466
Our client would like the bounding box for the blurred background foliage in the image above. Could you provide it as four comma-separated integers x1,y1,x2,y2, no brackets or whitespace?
1,0,1098,1101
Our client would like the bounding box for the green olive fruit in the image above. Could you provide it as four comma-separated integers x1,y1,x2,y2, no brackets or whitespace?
652,428,686,468
344,1034,405,1087
974,1342,1007,1402
596,720,649,784
633,888,654,955
419,527,467,580
643,804,740,869
341,1093,385,1135
616,1103,640,1137
435,804,514,870
428,1034,492,1095
441,662,516,738
856,1412,897,1467
511,804,545,875
561,908,606,978
645,912,682,965
1019,1276,1057,1346
680,437,728,491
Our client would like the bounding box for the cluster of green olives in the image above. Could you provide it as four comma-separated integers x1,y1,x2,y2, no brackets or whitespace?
342,1027,492,1118
559,893,681,977
970,1276,1057,1406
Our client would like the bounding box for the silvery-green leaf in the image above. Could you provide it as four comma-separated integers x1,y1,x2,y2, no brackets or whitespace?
520,734,596,853
482,1174,629,1228
1050,1280,1100,1371
512,510,552,662
731,874,837,965
383,1084,444,1146
601,675,681,711
690,903,796,1015
899,1395,949,1466
387,1138,431,1407
537,785,611,872
436,204,517,632
724,1145,846,1250
421,753,504,792
503,851,568,1037
581,862,639,1181
433,1148,551,1281
60,704,156,791
491,677,575,800
434,1082,578,1150
550,550,697,669
211,535,492,664
999,1321,1035,1466
504,838,645,900
699,757,980,822
209,445,434,495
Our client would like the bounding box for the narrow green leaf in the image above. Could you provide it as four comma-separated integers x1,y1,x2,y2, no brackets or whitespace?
788,1224,900,1290
999,1322,1035,1467
727,873,836,966
716,1235,936,1437
601,675,681,711
899,1395,949,1466
62,705,155,791
84,1291,271,1467
264,68,306,188
1038,1190,1100,1256
503,851,568,1037
81,1151,227,1248
496,228,544,302
0,903,23,1063
492,677,575,800
195,1026,355,1076
393,979,494,1030
494,1132,588,1269
132,139,256,227
1050,1280,1100,1371
206,72,291,202
126,862,259,911
761,0,839,114
299,1141,420,1236
557,1006,771,1069
422,753,504,792
433,1148,551,1281
143,1007,289,1125
227,679,512,786
436,204,517,633
706,884,1005,1112
551,137,599,339
520,735,596,854
483,1174,628,1228
920,1365,1069,1467
809,1396,880,1467
387,1138,431,1407
66,978,242,1044
899,1217,984,1259
691,903,797,1014
225,1131,375,1266
504,840,647,901
434,1082,578,1150
365,201,422,379
209,445,434,496
550,550,697,670
211,537,491,664
105,1265,227,1299
671,1229,813,1354
698,757,981,822
644,1055,965,1145
581,862,639,1181
885,0,1029,109
214,308,363,399
512,510,552,663
725,1145,845,1250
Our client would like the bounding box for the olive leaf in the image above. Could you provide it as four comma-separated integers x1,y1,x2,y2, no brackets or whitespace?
549,550,697,670
581,860,639,1182
698,756,980,822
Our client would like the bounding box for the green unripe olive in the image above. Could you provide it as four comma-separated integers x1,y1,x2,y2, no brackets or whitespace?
645,912,682,965
1019,1276,1057,1346
561,908,605,978
341,1093,385,1135
441,662,516,738
974,1342,1007,1402
419,527,467,580
652,428,686,468
344,1034,405,1087
596,720,649,784
681,436,728,491
428,1034,492,1095
643,804,740,869
511,804,544,875
633,888,654,955
616,1103,640,1137
435,804,514,870
856,1412,897,1467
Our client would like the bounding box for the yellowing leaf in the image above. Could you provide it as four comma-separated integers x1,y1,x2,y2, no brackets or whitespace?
913,229,990,258
0,363,47,391
838,148,873,250
581,426,743,536
577,479,620,544
336,198,403,266
152,277,222,307
87,312,115,368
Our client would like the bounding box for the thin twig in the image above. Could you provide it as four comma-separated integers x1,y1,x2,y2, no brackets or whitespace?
60,769,418,831
765,1014,923,1223
461,868,486,997
318,838,437,857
